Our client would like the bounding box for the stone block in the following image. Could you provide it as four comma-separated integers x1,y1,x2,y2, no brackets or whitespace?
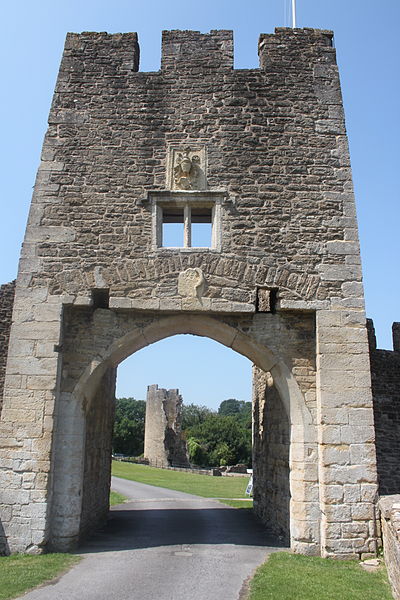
320,445,350,466
326,241,359,255
325,464,377,485
320,425,341,445
343,484,361,503
349,444,377,466
351,503,375,521
290,481,320,502
26,376,57,390
320,484,344,504
320,408,349,425
340,425,375,444
360,484,378,503
323,504,352,523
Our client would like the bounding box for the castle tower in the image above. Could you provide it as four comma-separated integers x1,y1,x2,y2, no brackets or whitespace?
144,384,189,468
0,29,378,557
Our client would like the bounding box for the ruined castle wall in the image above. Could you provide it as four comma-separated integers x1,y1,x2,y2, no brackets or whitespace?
368,321,400,495
0,281,15,411
144,384,189,467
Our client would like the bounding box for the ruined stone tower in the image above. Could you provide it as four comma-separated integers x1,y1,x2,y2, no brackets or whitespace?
144,384,189,467
0,28,379,557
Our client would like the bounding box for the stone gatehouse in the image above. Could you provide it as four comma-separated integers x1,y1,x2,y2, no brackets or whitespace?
0,28,383,557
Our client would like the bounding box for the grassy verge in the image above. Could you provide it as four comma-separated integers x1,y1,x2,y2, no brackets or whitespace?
110,490,128,506
219,499,253,509
249,552,392,600
112,460,251,499
0,553,80,600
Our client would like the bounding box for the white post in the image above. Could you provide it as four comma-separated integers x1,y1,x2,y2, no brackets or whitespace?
292,0,297,28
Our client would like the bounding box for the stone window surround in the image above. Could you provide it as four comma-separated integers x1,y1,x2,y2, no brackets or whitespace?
149,190,225,252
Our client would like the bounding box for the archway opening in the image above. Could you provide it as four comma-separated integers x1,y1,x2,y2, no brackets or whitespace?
79,333,291,545
49,311,313,552
114,334,253,467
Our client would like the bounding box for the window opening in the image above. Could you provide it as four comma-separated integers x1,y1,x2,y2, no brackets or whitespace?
161,205,213,248
162,207,184,247
151,192,223,251
191,207,212,247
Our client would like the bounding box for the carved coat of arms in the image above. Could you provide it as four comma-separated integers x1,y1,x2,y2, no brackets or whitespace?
178,268,207,299
167,146,207,190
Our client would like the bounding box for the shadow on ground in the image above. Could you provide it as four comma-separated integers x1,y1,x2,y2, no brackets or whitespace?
78,503,286,554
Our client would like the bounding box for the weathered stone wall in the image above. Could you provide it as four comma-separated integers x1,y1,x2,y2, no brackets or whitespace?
80,367,116,542
368,320,400,495
144,384,189,467
21,28,361,310
43,307,319,551
0,281,15,412
253,367,290,543
379,495,400,600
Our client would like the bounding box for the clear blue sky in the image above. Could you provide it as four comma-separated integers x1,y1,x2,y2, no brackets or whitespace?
1,1,398,408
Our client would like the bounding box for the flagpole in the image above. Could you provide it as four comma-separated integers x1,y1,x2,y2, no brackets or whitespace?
292,0,297,28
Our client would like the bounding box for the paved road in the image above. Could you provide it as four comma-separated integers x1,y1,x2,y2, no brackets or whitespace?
19,476,284,600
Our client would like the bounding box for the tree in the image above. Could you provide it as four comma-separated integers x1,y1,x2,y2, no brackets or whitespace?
181,403,213,430
187,437,208,465
219,398,251,417
185,413,251,467
113,397,146,456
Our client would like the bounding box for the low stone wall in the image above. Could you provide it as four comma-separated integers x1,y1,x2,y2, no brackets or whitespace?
379,495,400,600
0,281,15,412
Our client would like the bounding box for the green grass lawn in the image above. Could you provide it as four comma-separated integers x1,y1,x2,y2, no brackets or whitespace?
112,460,251,499
218,499,253,509
0,553,80,600
249,552,392,600
110,490,128,506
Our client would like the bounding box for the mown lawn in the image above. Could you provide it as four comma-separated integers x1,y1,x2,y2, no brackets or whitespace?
218,499,253,509
249,552,392,600
112,460,251,499
0,553,80,600
109,490,128,506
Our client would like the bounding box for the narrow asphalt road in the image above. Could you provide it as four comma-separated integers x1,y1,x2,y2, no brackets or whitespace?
19,476,284,600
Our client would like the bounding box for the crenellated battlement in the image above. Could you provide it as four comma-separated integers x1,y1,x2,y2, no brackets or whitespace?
161,29,233,71
367,319,400,352
61,27,336,74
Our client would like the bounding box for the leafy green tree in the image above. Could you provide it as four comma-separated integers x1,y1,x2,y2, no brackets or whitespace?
113,397,146,456
210,442,235,466
219,398,251,418
185,413,251,467
187,437,208,465
181,403,213,430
